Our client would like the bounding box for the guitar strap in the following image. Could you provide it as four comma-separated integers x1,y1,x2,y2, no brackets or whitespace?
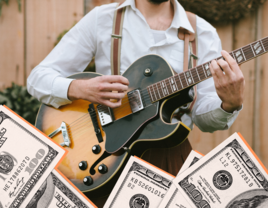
111,4,198,115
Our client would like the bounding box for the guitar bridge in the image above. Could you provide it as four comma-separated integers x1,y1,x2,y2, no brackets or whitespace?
128,89,144,113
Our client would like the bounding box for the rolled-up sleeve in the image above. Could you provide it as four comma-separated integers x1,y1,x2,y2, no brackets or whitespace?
191,16,241,132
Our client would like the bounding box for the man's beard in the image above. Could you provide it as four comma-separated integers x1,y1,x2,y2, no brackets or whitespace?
148,0,169,5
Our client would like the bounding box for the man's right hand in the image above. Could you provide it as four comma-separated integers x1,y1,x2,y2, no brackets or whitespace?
67,75,129,108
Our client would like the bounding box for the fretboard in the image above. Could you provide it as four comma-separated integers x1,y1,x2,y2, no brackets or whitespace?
147,36,268,103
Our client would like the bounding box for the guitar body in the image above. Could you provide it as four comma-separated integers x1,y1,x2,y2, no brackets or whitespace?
35,55,191,197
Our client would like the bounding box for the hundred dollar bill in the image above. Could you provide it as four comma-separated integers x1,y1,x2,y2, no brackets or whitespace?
25,169,97,208
104,156,175,208
159,150,203,208
0,105,66,208
174,132,268,208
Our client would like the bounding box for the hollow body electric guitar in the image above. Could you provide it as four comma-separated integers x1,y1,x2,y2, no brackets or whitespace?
36,37,268,197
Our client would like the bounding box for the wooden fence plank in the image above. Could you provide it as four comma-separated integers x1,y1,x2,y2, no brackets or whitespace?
229,12,256,147
259,0,268,168
25,0,84,78
253,6,263,159
0,0,24,90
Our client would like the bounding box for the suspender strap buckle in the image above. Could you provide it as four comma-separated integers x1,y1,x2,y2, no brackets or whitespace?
190,52,198,60
111,34,122,39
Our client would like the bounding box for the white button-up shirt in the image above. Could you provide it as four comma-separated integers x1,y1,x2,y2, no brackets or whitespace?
27,0,240,132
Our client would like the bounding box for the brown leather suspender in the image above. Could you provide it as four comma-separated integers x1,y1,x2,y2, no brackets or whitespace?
111,6,198,113
110,4,126,75
178,12,198,113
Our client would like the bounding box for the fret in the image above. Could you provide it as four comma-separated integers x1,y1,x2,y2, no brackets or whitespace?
201,65,207,78
174,74,182,90
155,83,161,99
197,66,206,80
233,49,246,64
152,85,158,101
231,51,237,63
189,70,195,85
159,82,165,97
183,72,189,85
250,44,256,57
260,39,266,52
170,77,178,92
190,68,199,83
185,71,194,85
230,52,235,60
180,73,187,87
204,63,211,77
157,82,164,98
252,41,264,56
164,79,171,95
161,81,167,96
195,67,201,81
242,45,253,60
168,78,174,92
178,74,184,88
241,49,247,61
148,86,154,102
262,38,268,51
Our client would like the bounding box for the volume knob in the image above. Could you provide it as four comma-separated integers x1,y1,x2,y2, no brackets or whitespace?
92,145,101,154
78,161,88,170
83,176,93,186
98,164,108,174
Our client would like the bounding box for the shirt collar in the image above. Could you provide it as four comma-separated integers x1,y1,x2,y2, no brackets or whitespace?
171,0,194,33
117,0,194,33
117,0,136,11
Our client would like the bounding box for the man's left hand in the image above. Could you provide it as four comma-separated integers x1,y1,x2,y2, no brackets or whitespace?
210,50,245,113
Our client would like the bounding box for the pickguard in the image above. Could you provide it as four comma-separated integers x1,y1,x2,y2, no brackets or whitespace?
104,54,175,153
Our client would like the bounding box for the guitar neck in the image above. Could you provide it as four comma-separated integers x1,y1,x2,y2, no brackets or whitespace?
147,36,268,103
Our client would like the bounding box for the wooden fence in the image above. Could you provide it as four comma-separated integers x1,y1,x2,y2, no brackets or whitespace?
1,0,268,167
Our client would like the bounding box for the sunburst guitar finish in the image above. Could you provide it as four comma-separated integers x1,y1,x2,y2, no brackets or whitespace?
35,55,192,198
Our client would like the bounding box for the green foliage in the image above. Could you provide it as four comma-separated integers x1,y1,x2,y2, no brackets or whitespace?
0,83,41,125
0,0,21,16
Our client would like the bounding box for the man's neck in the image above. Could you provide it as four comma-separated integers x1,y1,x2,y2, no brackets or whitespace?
135,0,174,31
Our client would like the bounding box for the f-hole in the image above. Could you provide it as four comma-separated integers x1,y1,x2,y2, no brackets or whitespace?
89,151,111,175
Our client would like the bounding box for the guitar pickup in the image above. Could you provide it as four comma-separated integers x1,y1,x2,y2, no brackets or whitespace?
97,105,114,126
127,89,144,113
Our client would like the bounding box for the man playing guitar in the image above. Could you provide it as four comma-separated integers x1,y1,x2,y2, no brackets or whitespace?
27,0,245,205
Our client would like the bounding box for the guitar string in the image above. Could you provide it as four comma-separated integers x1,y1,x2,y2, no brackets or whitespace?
54,43,268,134
67,46,265,132
67,45,261,131
103,41,268,108
98,45,264,111
50,41,268,142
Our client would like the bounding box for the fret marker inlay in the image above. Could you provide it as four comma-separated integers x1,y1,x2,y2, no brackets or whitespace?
235,50,244,63
204,63,211,76
254,42,262,54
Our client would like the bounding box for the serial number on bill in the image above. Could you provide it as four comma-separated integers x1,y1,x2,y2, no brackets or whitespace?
127,177,165,198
